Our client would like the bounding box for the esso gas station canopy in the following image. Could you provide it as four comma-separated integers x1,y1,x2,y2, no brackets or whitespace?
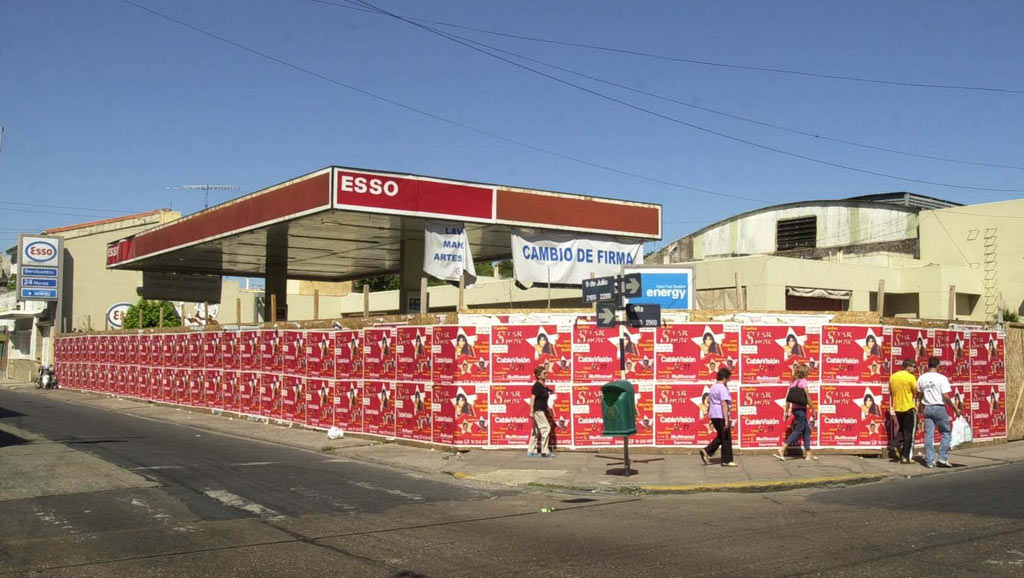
105,166,662,281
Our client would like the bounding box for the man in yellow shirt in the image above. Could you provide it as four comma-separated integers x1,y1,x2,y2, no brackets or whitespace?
889,359,918,464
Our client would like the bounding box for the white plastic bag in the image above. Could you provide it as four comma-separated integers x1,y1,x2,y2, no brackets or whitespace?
951,417,973,448
327,427,345,440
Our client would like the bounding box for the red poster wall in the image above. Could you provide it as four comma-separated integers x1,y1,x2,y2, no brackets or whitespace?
431,326,458,385
161,368,174,402
203,332,220,369
220,332,238,371
396,327,432,382
740,325,821,384
172,369,187,404
306,331,334,380
238,331,260,372
818,384,887,447
172,333,186,368
491,324,573,384
820,325,891,384
489,385,534,447
335,381,363,432
970,331,1005,384
935,330,970,384
283,331,306,376
334,330,363,380
204,369,221,409
364,381,396,436
972,383,1007,439
571,384,653,447
396,382,432,442
239,371,260,415
364,328,397,381
572,325,620,383
890,327,933,374
187,369,203,406
654,383,733,447
622,327,656,383
450,326,491,384
259,330,283,374
222,371,238,413
738,385,794,449
126,335,138,365
433,384,489,445
306,378,334,429
260,373,282,419
282,375,306,424
187,332,203,369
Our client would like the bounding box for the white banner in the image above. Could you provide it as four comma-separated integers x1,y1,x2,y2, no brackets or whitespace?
511,228,643,285
423,221,476,286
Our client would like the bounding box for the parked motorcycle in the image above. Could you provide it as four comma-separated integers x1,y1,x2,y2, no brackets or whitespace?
34,365,58,390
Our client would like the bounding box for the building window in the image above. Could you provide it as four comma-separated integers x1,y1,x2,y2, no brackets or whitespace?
776,216,817,251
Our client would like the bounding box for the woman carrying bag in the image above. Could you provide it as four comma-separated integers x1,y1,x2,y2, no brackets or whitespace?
775,364,816,461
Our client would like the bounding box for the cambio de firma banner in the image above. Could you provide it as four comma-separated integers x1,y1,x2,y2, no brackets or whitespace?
511,228,644,285
424,221,476,286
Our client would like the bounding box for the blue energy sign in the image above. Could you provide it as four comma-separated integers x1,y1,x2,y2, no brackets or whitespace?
626,268,693,310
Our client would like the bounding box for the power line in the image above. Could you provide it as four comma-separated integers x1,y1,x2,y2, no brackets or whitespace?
349,0,1022,194
0,200,136,214
0,206,139,219
309,0,1024,96
119,0,774,206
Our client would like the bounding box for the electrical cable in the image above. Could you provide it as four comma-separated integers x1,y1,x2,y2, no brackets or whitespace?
349,0,1022,194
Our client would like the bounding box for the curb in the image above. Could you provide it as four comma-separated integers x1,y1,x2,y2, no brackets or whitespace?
635,473,890,494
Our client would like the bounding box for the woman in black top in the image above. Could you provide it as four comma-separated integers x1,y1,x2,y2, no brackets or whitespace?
527,366,554,457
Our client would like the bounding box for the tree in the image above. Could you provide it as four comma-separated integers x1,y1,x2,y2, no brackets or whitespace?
496,259,514,279
5,273,15,292
123,299,181,329
352,275,400,292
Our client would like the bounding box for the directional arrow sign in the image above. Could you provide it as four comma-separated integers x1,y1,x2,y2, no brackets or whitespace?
625,303,661,328
582,276,619,303
623,273,642,298
596,301,617,328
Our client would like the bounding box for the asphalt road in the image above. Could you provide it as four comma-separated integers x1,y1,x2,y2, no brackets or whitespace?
2,388,1023,577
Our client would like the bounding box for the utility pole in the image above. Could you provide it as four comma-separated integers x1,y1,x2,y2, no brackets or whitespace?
165,184,238,209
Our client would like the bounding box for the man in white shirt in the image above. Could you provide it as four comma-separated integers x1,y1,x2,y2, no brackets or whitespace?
917,356,962,468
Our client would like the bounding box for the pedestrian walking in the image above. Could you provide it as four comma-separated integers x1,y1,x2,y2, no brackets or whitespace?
699,368,737,467
774,364,815,460
889,359,918,464
917,356,961,468
527,365,554,458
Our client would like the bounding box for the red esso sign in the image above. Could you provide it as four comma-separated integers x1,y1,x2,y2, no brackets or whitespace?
338,174,399,197
107,244,119,260
25,241,57,262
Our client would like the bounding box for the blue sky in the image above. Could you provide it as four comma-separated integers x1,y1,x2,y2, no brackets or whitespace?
2,0,1022,254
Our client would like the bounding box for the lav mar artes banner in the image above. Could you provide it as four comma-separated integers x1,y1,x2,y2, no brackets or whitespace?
572,324,621,383
818,384,887,447
396,326,432,382
491,324,572,384
820,325,891,384
740,325,821,384
655,323,739,383
970,330,1005,384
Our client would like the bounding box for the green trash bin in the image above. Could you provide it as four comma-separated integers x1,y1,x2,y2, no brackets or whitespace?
601,380,637,436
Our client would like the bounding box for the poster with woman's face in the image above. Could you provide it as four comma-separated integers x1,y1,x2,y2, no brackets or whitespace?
221,371,238,413
971,383,1006,440
396,382,432,442
432,384,489,446
260,373,282,419
396,327,432,382
737,385,805,449
160,368,175,403
621,327,656,383
820,325,891,385
333,380,363,432
185,369,202,407
125,335,137,365
740,325,821,384
334,330,363,380
570,383,653,447
238,371,261,416
281,375,305,424
238,331,260,372
364,328,397,381
487,384,570,447
283,330,306,376
572,324,621,384
818,385,886,448
172,369,187,405
969,331,1005,385
491,324,573,384
219,332,238,371
364,380,396,436
654,384,728,447
259,329,282,374
890,327,933,375
203,369,221,410
934,330,970,384
202,332,221,369
305,377,334,429
304,331,332,380
655,324,739,383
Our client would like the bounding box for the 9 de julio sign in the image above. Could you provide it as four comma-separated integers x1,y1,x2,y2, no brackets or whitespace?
17,234,63,302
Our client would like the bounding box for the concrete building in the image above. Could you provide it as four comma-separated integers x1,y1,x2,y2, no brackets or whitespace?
650,193,1022,321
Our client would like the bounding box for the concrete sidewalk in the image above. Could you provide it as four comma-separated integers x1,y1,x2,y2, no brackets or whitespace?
6,382,1022,495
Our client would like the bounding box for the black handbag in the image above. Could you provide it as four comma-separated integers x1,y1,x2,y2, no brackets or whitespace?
786,385,809,406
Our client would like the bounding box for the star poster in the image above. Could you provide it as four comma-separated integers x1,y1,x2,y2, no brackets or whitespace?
740,325,821,384
491,324,572,383
820,325,891,384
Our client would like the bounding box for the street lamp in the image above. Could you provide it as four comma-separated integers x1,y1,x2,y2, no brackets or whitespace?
165,184,239,209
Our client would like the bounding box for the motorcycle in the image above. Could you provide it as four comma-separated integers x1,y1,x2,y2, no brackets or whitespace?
34,365,58,390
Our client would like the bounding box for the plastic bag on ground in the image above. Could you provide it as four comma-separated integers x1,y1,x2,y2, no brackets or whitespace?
951,417,972,448
327,427,344,440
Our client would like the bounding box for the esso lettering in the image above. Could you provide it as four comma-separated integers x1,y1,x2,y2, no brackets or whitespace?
107,245,119,259
340,175,399,197
26,242,56,261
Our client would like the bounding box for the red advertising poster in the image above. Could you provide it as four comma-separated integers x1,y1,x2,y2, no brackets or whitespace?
283,330,306,376
172,333,186,368
335,381,363,432
970,331,1005,384
260,373,283,419
259,329,283,374
187,332,203,368
740,325,821,384
972,383,1007,439
890,327,933,374
220,332,238,371
172,369,187,404
364,381,396,437
135,367,149,399
116,336,127,365
820,325,892,385
622,327,656,383
488,385,534,447
431,326,458,385
934,330,970,384
126,335,138,365
306,378,334,429
364,328,397,381
148,335,161,367
238,331,260,372
739,385,807,449
444,384,489,445
451,326,491,384
491,324,573,384
572,324,621,384
306,331,334,379
222,371,239,414
655,383,735,447
282,375,306,424
204,369,221,409
156,369,170,402
132,336,145,366
334,330,363,380
571,384,653,447
396,327,432,382
202,332,220,369
396,382,432,442
187,369,203,406
818,384,887,448
238,372,261,416
947,383,972,431
656,324,741,383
